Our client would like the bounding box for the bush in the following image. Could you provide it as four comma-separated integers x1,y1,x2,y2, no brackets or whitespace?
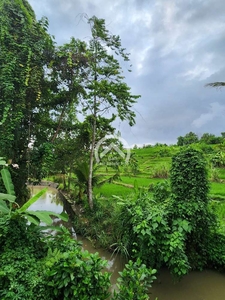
45,233,111,300
116,192,190,277
0,218,50,300
113,258,157,300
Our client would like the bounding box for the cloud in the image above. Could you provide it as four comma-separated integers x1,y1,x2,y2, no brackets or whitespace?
192,102,225,128
28,0,225,145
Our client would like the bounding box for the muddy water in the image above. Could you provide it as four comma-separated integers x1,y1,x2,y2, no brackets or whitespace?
30,186,225,300
150,268,225,300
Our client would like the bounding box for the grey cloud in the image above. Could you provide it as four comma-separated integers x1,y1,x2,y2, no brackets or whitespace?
28,0,225,145
192,102,225,128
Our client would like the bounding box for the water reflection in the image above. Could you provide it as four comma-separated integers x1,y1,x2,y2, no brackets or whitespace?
29,186,63,213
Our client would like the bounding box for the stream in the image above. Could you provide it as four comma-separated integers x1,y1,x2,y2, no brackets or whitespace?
29,186,225,300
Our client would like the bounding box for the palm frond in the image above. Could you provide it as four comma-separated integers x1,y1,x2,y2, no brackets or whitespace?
205,82,225,88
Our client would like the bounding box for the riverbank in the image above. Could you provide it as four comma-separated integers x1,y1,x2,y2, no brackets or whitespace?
30,186,225,300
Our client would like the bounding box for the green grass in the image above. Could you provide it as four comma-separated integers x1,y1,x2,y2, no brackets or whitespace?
119,176,165,187
217,168,225,179
94,183,133,198
95,145,225,200
210,200,225,233
210,182,225,197
46,144,225,201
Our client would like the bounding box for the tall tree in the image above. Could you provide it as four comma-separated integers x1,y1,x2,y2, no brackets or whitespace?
79,16,140,209
0,0,53,202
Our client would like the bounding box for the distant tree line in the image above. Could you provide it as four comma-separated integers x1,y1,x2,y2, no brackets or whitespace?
177,132,225,146
133,132,225,150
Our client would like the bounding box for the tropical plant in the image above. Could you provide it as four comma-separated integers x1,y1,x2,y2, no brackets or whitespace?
151,165,169,178
115,192,190,277
210,168,220,182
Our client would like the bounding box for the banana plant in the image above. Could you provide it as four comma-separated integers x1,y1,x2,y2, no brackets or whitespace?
0,158,68,225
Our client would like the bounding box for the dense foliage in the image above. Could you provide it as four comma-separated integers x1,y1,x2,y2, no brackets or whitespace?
1,0,225,298
0,160,157,299
177,131,224,146
73,148,225,278
0,0,54,202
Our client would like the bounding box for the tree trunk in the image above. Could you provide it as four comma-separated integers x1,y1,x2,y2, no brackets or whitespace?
88,114,96,210
51,103,67,143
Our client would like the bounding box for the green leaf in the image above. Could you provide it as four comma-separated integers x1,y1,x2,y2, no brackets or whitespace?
0,193,16,202
18,188,47,212
0,160,6,165
35,210,68,222
59,212,69,222
0,168,15,195
0,200,10,214
26,214,40,225
26,210,53,225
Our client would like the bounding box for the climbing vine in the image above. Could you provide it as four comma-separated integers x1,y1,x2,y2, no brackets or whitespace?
0,0,54,202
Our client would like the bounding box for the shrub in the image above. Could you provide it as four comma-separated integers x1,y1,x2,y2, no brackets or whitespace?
113,258,157,300
45,234,111,300
116,192,190,277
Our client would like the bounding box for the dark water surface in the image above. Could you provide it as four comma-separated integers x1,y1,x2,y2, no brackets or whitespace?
30,186,225,300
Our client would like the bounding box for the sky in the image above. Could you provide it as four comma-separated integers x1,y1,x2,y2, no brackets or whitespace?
28,0,225,147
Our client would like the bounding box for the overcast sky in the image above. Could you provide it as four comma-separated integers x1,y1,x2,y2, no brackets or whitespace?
28,0,225,146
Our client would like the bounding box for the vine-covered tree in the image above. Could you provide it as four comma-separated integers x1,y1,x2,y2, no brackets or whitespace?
170,148,217,269
0,0,53,202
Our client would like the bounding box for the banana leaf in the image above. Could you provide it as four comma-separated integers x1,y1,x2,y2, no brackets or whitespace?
0,193,16,202
18,188,48,212
26,210,68,225
1,168,15,195
0,199,10,214
26,211,53,225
